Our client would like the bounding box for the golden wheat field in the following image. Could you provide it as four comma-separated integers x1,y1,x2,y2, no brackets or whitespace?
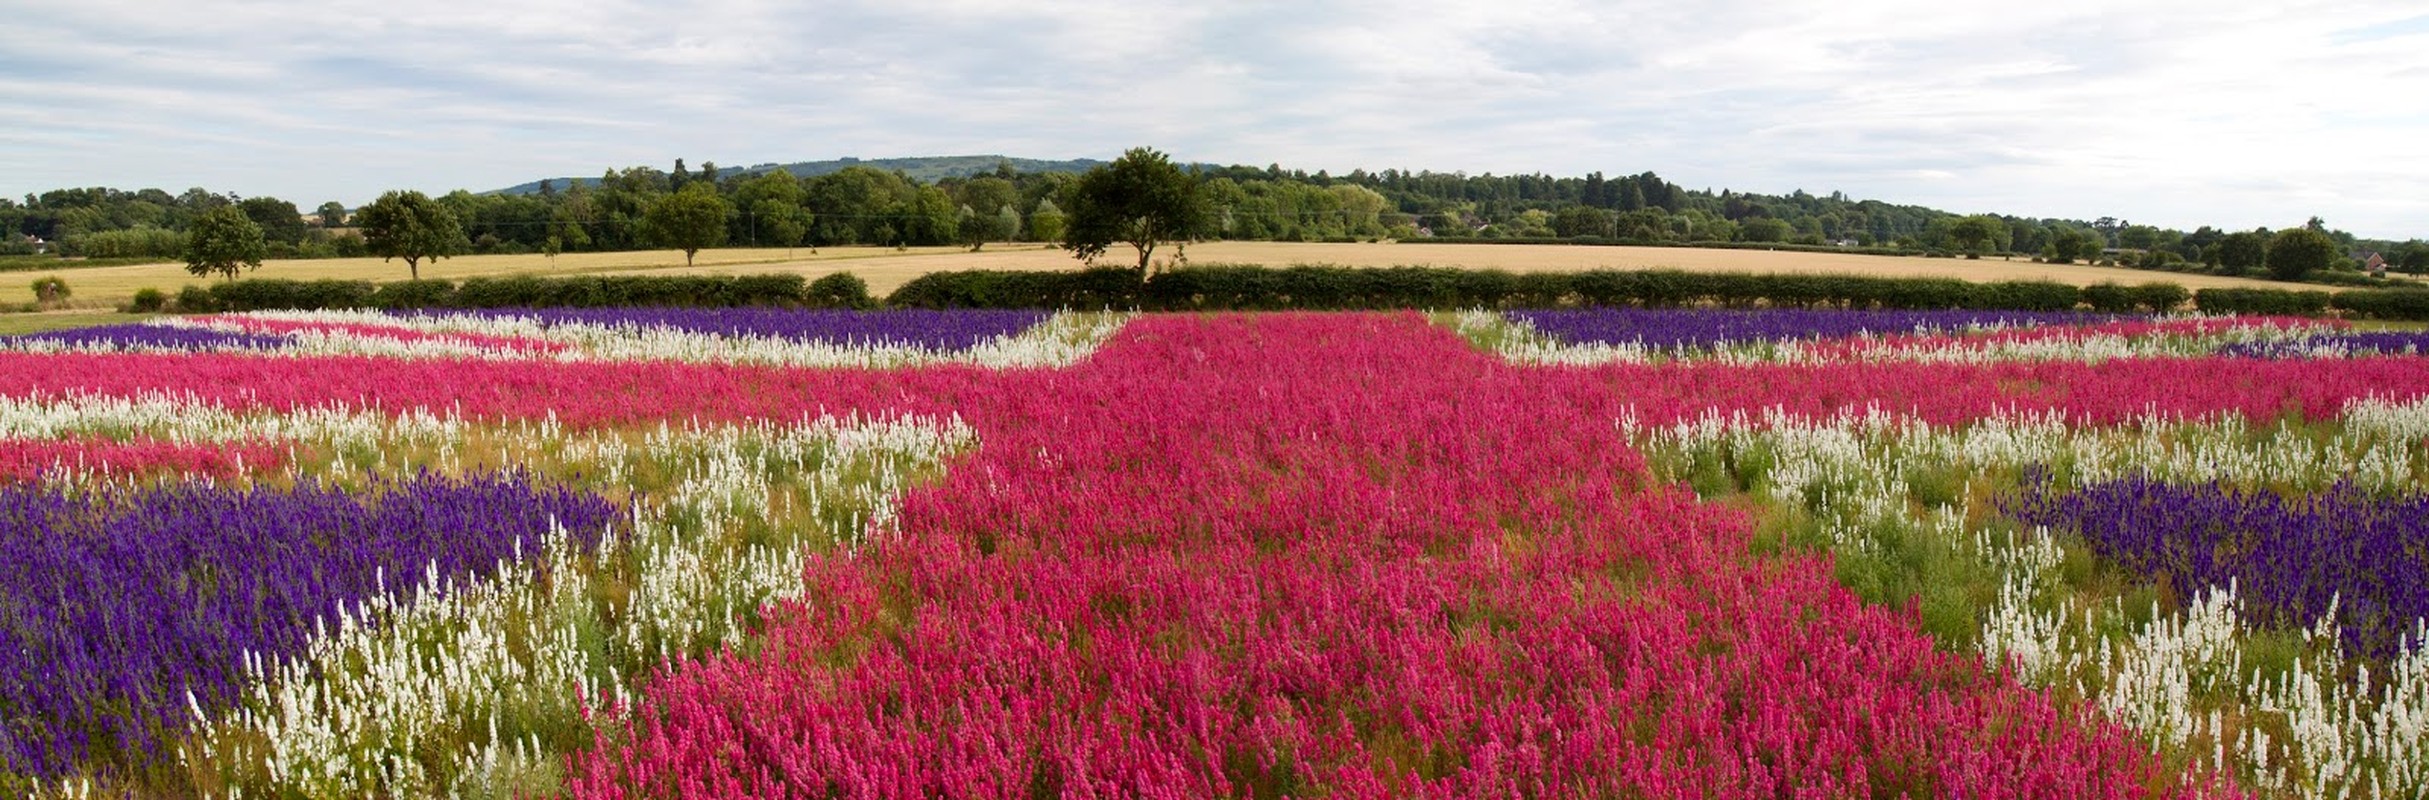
4,241,2302,310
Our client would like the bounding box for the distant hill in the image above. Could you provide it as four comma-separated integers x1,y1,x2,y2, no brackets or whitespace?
489,155,1107,195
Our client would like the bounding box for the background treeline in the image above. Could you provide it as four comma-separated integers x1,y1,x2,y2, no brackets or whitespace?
9,157,2426,280
147,265,2429,321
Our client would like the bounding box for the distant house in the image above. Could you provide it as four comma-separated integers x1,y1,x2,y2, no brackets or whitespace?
2363,251,2388,277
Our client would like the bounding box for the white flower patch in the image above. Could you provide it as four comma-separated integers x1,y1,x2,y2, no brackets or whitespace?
1633,404,2429,796
178,309,1134,368
1456,310,2347,366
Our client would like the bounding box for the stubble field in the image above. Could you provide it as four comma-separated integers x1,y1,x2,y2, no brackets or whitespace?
4,241,2299,309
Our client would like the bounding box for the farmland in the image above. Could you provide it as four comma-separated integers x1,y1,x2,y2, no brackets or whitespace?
2,304,2426,797
2,241,2302,310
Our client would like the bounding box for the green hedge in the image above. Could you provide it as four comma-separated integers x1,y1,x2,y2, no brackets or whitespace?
2081,282,2193,313
882,265,2096,312
1420,236,1923,258
173,273,851,312
886,267,1145,310
2328,287,2429,320
2193,288,2334,317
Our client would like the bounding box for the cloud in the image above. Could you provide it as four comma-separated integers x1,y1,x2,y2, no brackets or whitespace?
2,0,2424,238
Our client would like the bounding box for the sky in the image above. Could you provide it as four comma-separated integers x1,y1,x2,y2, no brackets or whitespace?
4,0,2427,239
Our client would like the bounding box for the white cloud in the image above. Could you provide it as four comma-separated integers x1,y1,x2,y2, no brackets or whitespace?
1,0,2424,238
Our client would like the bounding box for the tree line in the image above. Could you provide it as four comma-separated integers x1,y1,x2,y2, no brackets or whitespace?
7,154,2424,283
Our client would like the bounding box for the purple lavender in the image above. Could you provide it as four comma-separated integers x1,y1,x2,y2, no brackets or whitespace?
0,473,620,777
1508,308,2114,350
2006,474,2429,662
3,323,289,351
399,308,1051,351
2217,331,2429,359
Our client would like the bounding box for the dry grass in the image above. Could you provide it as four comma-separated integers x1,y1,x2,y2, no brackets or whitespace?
3,241,2308,310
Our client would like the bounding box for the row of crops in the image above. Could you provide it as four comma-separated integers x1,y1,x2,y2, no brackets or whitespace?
0,306,2424,797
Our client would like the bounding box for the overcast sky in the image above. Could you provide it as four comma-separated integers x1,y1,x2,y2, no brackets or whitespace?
5,1,2426,238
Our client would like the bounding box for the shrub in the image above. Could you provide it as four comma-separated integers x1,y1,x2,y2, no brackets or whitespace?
29,277,69,308
125,287,167,313
805,273,875,310
173,285,219,313
2132,282,2191,313
2194,288,2333,317
2328,288,2429,321
370,280,458,309
2080,283,2137,314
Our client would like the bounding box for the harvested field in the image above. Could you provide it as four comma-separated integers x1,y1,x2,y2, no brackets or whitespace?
4,241,2302,309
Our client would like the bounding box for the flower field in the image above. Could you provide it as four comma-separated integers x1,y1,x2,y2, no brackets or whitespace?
1,305,2424,797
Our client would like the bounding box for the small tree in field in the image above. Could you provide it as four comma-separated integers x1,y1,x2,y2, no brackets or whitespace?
356,190,464,280
183,204,266,281
1947,215,2005,258
647,183,730,266
2265,227,2339,282
1059,147,1208,274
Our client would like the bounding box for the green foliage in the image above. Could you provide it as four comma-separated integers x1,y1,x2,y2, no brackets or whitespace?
179,274,820,312
1059,147,1209,273
1947,215,2007,257
1015,199,1060,246
125,287,167,313
65,227,185,259
182,205,267,281
805,272,876,310
2081,282,2189,314
645,184,732,266
886,267,1147,310
2265,227,2340,282
1736,217,1792,243
2327,287,2429,320
885,265,2096,312
2133,282,2191,312
235,196,309,245
29,276,69,308
2081,283,2145,313
204,278,376,312
2041,227,2101,264
2193,287,2334,317
173,285,219,313
2215,231,2268,272
356,190,466,280
370,279,460,309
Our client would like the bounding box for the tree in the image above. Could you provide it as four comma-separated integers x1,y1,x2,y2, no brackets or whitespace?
2042,227,2101,264
1947,215,2004,258
1028,198,1067,244
236,196,307,245
1737,217,1792,243
646,183,730,266
733,169,810,247
1552,206,1613,239
1059,147,1209,273
315,201,348,228
2215,230,2268,273
356,190,465,280
958,203,1012,250
2265,227,2339,282
183,204,265,280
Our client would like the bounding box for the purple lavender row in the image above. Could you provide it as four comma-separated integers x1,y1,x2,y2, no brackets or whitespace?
0,473,620,777
2216,331,2429,359
2,323,290,351
1508,308,2116,350
2006,474,2429,662
401,308,1052,351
